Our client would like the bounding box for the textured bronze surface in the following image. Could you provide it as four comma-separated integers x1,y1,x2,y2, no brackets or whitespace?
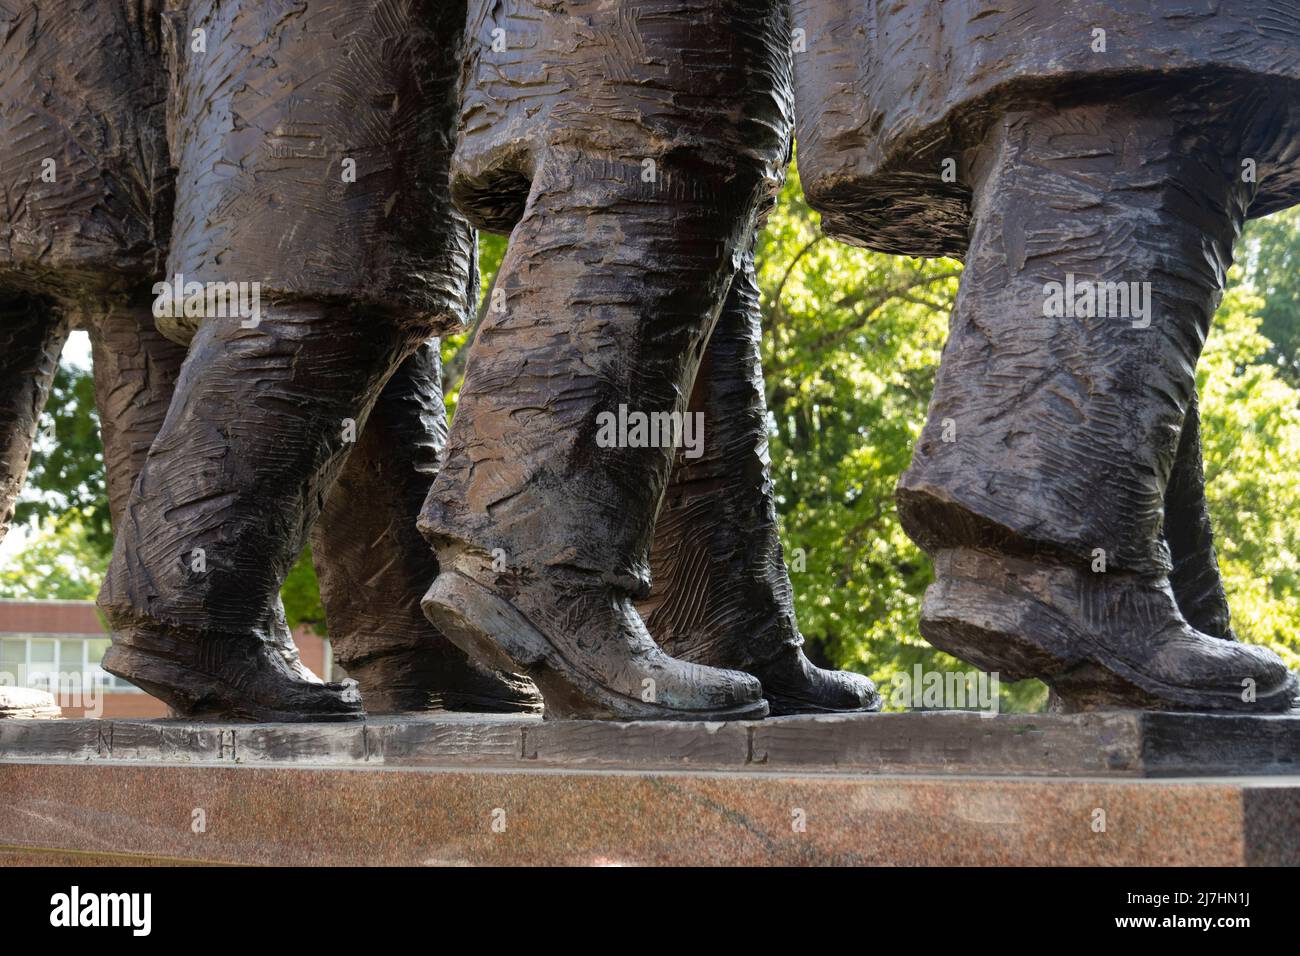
792,0,1300,254
6,0,1297,727
639,249,878,715
792,0,1300,711
2,0,868,723
0,1,535,720
420,0,875,720
92,0,531,720
157,0,475,345
0,296,67,544
0,1,172,547
310,342,542,714
0,1,171,295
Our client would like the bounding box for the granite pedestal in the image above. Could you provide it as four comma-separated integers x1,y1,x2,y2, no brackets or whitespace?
2,712,1298,865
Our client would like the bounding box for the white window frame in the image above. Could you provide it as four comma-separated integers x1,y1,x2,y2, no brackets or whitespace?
0,634,145,694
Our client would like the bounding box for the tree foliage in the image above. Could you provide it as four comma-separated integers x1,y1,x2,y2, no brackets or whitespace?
1197,283,1300,669
0,514,108,601
1239,208,1300,384
13,362,112,555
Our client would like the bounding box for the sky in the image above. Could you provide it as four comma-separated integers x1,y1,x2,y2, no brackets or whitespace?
63,329,92,370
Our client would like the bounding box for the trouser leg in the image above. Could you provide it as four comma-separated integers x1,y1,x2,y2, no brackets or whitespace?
1164,394,1234,639
895,99,1294,711
0,294,67,544
98,305,415,721
419,154,770,719
638,248,878,713
87,301,188,529
311,340,540,713
90,300,337,686
0,293,66,718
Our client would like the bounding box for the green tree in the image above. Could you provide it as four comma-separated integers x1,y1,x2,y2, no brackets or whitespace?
14,362,112,556
1197,281,1300,669
0,514,109,601
1238,208,1300,384
279,545,326,634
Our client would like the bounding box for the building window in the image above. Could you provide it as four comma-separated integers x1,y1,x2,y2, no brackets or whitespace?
322,638,335,682
0,637,25,689
0,635,144,694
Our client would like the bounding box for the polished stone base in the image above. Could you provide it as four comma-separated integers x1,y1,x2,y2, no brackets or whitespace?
2,712,1298,865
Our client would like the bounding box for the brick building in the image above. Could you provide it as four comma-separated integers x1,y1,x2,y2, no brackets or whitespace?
0,599,331,718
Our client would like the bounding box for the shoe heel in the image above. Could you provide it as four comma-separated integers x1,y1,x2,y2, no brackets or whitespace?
920,549,1081,681
422,571,549,676
102,644,206,716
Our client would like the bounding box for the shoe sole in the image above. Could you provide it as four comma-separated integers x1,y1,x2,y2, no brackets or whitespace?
766,693,881,717
103,644,364,723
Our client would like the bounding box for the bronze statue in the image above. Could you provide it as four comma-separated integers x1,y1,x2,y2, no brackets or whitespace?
791,0,1299,710
0,1,183,554
636,245,879,714
92,0,549,720
4,0,874,722
11,0,1294,724
419,0,877,719
0,1,539,720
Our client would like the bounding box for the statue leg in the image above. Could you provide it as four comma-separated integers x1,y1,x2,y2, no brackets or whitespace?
87,301,187,529
90,300,338,688
1164,393,1234,640
0,294,67,544
0,294,67,718
638,248,879,714
100,0,477,720
422,0,791,719
97,305,418,721
311,340,541,713
896,99,1296,711
419,153,771,720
